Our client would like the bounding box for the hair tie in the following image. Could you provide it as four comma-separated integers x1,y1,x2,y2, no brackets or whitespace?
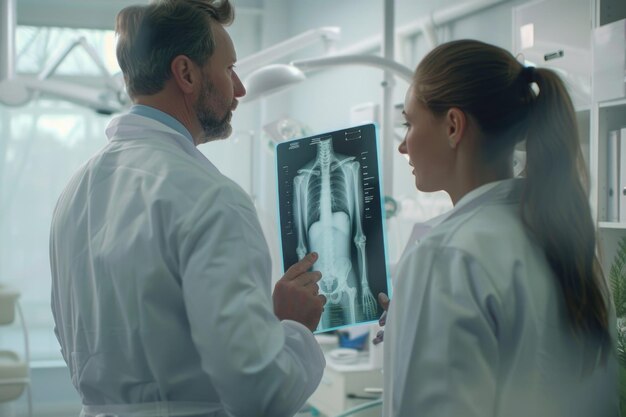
520,66,535,83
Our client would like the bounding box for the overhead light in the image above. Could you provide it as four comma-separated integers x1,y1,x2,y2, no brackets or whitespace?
242,64,306,102
241,54,414,103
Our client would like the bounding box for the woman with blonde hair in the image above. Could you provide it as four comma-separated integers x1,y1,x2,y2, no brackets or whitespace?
383,39,618,417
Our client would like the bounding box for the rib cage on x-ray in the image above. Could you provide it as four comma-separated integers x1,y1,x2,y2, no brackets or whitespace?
293,138,378,330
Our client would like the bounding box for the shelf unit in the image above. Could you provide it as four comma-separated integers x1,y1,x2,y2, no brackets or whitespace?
595,98,626,219
590,0,626,274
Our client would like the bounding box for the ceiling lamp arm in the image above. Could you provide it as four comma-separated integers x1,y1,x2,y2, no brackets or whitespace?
291,54,414,84
237,26,341,76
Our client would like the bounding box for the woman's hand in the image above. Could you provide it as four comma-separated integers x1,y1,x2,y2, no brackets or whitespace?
372,292,390,345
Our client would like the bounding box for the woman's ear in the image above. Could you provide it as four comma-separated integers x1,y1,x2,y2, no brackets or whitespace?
170,55,198,95
445,107,467,149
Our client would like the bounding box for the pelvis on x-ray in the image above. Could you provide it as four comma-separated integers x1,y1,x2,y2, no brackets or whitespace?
292,139,378,330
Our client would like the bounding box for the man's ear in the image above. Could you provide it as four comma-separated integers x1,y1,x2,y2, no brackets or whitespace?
170,55,198,94
445,107,466,149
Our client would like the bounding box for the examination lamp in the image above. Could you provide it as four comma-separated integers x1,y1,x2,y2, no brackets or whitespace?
241,54,414,103
243,64,306,102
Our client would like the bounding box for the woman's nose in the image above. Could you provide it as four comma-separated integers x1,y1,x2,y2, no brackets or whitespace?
398,139,407,154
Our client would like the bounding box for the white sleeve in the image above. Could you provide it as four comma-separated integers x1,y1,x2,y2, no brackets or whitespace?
386,244,501,417
178,185,324,417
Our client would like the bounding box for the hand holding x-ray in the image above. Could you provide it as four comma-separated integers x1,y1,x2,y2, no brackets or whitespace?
273,252,327,331
372,292,390,345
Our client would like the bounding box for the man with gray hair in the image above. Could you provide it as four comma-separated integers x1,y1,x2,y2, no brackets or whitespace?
49,1,326,416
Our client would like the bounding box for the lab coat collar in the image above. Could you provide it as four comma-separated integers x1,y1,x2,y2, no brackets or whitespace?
107,111,188,139
453,177,522,215
393,179,522,271
106,112,199,152
129,104,194,144
433,178,523,228
105,112,222,176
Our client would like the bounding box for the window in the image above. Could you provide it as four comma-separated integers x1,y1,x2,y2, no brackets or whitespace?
0,23,259,362
0,26,117,362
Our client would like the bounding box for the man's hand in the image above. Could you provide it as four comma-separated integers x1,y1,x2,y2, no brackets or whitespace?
273,252,326,332
372,292,390,345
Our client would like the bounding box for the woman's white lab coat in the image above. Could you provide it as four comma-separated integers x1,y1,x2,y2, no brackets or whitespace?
49,113,324,417
383,179,618,417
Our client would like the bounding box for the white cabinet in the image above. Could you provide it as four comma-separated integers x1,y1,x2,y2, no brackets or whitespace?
593,19,626,102
307,360,382,417
594,99,626,224
512,0,594,110
594,99,626,272
512,0,626,280
512,0,593,165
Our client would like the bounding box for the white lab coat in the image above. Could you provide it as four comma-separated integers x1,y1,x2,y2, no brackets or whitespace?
383,179,618,417
50,113,325,417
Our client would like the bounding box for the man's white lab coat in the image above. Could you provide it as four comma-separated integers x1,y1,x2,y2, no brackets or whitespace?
383,179,618,417
50,113,324,417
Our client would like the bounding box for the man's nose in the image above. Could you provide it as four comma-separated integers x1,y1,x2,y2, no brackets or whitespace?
233,71,246,98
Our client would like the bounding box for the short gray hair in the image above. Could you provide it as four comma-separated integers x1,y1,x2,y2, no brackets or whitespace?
115,0,234,98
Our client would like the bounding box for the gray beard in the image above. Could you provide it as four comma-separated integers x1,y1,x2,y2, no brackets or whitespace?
198,110,231,141
195,80,232,142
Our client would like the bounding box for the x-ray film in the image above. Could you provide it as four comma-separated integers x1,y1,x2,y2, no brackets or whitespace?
276,123,389,333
